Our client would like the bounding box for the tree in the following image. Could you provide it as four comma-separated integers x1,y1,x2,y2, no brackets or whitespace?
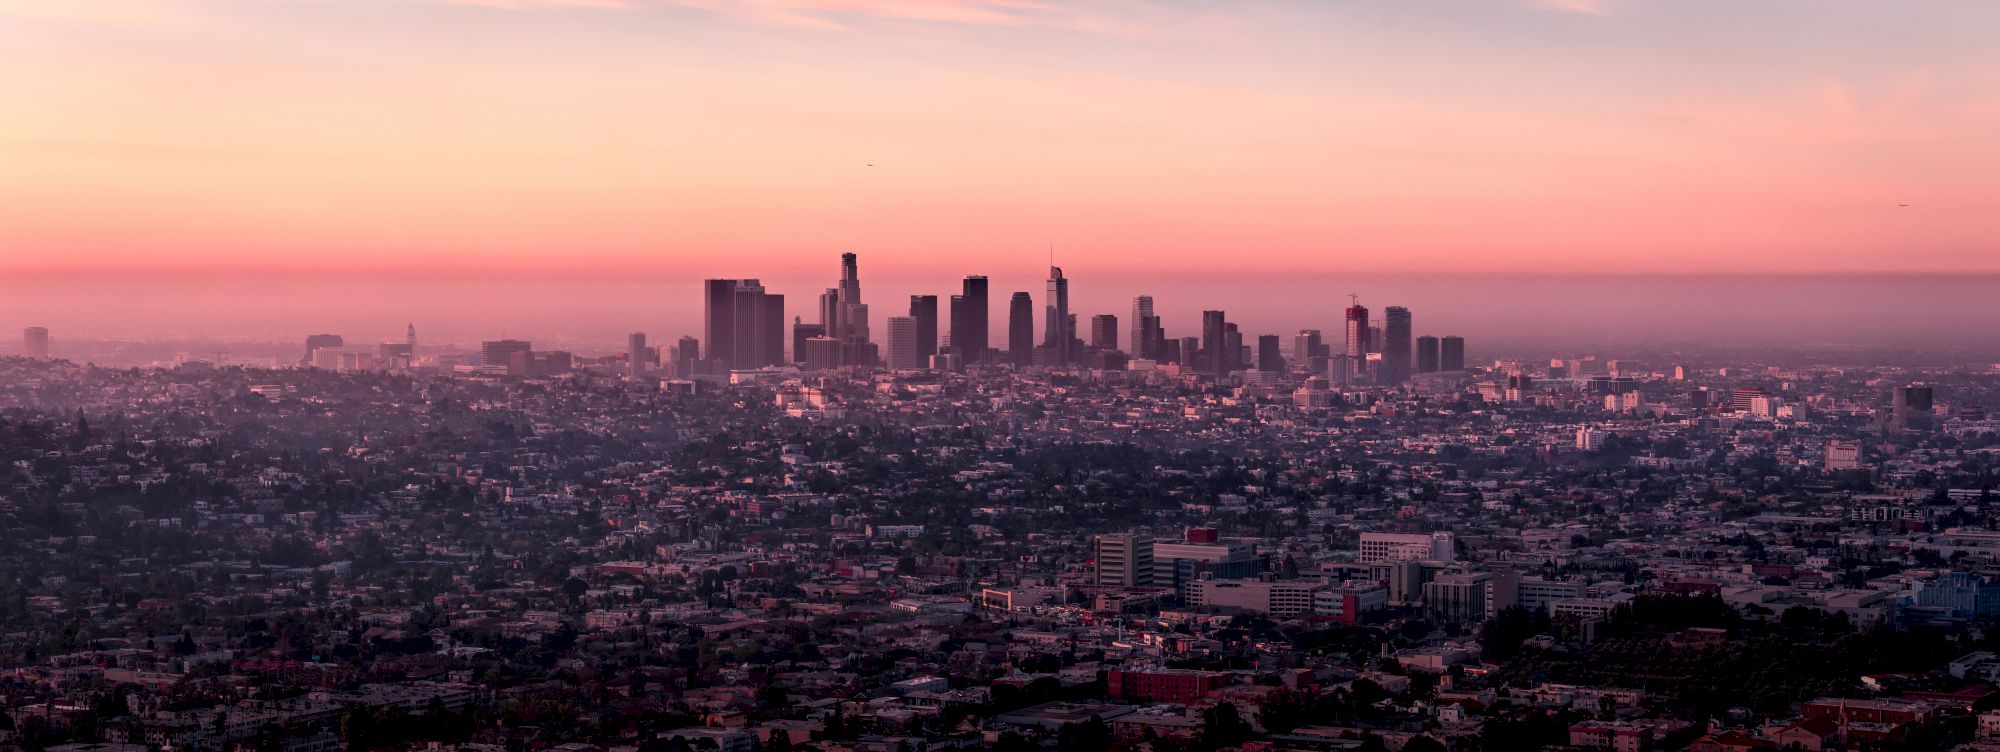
993,731,1038,752
1258,689,1311,734
755,684,789,710
764,731,795,752
1197,702,1253,752
562,577,590,605
1057,715,1112,752
1402,735,1447,752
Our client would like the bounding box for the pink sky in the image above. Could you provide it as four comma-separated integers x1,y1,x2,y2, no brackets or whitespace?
3,0,1998,279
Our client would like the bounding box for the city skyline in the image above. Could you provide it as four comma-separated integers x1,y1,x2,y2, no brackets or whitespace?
10,5,2000,752
10,268,2000,359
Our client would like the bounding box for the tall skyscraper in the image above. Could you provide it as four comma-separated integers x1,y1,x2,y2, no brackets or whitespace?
833,252,869,345
1344,303,1370,359
760,293,786,367
22,327,49,360
1217,323,1238,372
1008,292,1034,366
676,335,699,377
704,279,740,368
1293,329,1322,363
1041,266,1073,364
1257,334,1282,373
1440,336,1465,371
1383,306,1412,385
1129,296,1154,358
950,276,989,364
304,334,344,367
627,332,648,376
704,278,784,370
885,316,922,369
909,295,938,361
1201,310,1228,376
818,288,839,337
1416,335,1440,374
1139,315,1164,361
1090,314,1119,351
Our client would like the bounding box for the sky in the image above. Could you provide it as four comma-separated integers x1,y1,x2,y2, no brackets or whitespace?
3,0,2000,348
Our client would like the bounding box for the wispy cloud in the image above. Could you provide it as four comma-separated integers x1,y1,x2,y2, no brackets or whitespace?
435,0,642,8
426,0,1128,32
0,0,199,25
1528,0,1611,15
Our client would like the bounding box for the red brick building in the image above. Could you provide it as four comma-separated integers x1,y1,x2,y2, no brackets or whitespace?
1105,668,1231,704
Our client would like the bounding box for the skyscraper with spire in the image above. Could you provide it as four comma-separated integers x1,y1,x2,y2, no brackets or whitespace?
835,252,868,344
802,252,874,367
1041,265,1073,365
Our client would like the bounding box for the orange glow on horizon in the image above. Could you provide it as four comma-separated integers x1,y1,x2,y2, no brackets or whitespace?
3,0,1998,276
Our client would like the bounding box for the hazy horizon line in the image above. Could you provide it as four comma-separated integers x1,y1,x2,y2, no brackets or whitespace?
9,264,1999,285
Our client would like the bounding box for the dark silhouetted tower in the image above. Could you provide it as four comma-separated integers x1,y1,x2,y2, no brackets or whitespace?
791,319,825,366
886,316,922,369
830,252,869,346
1416,335,1440,374
1041,266,1072,364
951,276,989,364
759,293,785,366
1008,292,1034,366
1139,314,1163,361
1201,310,1228,376
1257,334,1282,373
1383,306,1412,384
703,279,739,368
676,336,699,377
1129,296,1154,358
1894,384,1936,431
705,278,781,369
909,295,938,360
1441,336,1465,371
482,339,531,367
1225,323,1242,372
1090,314,1118,351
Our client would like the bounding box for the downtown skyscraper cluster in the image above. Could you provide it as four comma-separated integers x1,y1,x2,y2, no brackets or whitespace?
693,252,1466,385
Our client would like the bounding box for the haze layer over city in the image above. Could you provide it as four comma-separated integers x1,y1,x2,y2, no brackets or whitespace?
6,3,2000,752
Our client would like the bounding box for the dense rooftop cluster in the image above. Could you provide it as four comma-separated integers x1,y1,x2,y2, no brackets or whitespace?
3,352,2000,752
